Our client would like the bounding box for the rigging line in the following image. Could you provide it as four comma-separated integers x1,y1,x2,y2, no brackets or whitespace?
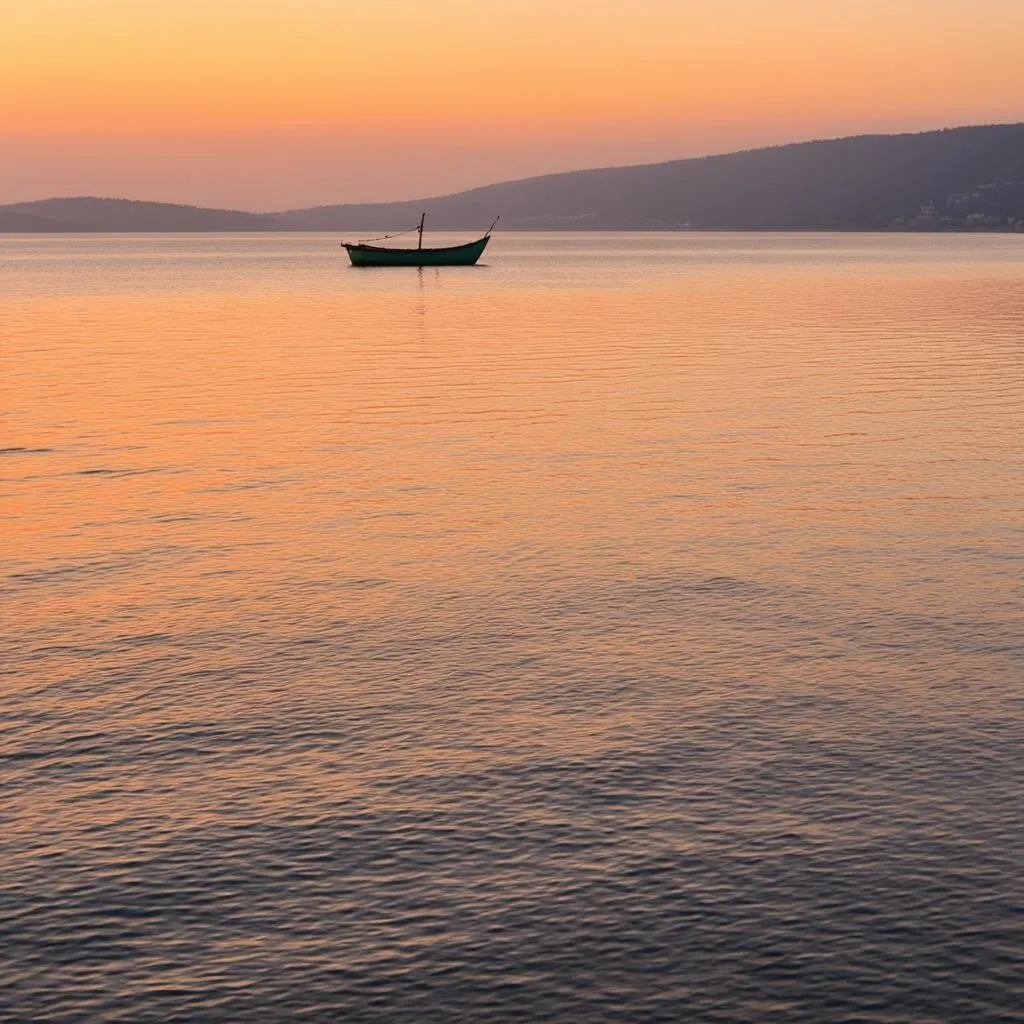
356,225,419,243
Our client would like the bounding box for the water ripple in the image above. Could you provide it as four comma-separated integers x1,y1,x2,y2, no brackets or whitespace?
1,233,1021,1022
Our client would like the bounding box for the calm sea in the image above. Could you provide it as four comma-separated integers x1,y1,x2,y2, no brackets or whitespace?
2,233,1022,1022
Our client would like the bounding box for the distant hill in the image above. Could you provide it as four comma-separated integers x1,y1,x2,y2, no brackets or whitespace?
0,197,276,232
279,124,1024,231
3,125,1023,232
0,209,73,232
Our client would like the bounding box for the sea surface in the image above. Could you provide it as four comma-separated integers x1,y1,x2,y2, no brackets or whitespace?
2,233,1022,1022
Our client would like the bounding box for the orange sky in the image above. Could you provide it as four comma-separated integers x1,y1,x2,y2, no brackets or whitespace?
2,0,1022,209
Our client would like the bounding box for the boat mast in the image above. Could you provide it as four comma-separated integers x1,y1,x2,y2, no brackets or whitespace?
417,212,425,250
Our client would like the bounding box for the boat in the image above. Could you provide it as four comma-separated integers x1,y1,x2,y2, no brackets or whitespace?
342,213,496,267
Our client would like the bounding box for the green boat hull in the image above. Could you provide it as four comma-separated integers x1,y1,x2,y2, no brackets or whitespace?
343,235,490,267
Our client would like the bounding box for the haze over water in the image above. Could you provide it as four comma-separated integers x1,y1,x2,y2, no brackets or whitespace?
3,233,1022,1022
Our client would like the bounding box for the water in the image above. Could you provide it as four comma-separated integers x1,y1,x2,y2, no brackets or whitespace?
2,233,1022,1022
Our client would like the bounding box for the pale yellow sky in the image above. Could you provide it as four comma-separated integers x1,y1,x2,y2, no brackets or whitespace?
2,0,1021,209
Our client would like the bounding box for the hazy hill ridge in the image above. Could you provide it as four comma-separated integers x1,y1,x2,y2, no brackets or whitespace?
3,125,1023,232
0,197,276,232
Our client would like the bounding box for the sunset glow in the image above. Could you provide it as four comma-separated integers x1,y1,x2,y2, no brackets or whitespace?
3,0,1022,208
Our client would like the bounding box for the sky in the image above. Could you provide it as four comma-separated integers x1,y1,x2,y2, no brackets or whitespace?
2,0,1022,210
